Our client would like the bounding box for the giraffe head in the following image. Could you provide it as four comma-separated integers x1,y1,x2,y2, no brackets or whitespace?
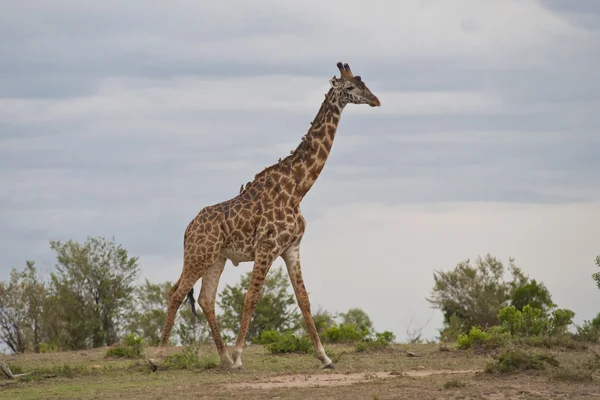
330,62,381,107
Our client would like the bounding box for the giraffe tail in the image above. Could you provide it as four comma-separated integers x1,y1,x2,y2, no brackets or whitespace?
186,288,198,318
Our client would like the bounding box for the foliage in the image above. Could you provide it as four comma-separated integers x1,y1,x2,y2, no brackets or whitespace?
126,280,172,346
252,329,282,345
176,306,211,346
498,305,574,337
310,307,337,335
574,316,600,343
520,335,587,350
0,261,47,353
485,349,559,374
456,326,510,351
161,344,219,370
217,266,302,342
438,314,466,343
355,331,396,352
39,342,58,353
322,323,368,343
593,312,600,329
265,332,312,354
593,255,600,291
427,254,533,337
47,236,139,349
339,308,374,336
105,333,143,359
510,279,554,312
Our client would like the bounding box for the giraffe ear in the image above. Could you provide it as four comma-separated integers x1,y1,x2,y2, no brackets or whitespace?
329,77,343,88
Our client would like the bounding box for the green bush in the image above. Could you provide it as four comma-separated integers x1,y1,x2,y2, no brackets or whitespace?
105,333,144,359
355,331,395,352
265,332,313,354
498,305,574,337
252,329,282,345
521,334,586,350
39,342,58,353
549,308,576,336
574,321,600,343
161,344,219,370
485,349,559,374
456,326,509,350
322,323,368,343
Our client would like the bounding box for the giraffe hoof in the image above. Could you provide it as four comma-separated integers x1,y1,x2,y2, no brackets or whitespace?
229,365,244,373
148,358,160,372
323,363,336,370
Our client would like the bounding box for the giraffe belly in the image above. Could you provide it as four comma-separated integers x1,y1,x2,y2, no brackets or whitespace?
220,247,255,266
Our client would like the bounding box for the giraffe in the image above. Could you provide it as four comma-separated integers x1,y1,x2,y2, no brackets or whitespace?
153,62,381,370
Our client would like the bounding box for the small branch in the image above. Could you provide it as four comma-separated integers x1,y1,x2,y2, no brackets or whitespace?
0,360,15,379
0,360,31,380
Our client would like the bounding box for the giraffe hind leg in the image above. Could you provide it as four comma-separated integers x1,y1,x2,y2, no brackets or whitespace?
198,256,233,367
154,218,223,360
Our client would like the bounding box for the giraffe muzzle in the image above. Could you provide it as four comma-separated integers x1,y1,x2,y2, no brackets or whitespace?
369,96,381,107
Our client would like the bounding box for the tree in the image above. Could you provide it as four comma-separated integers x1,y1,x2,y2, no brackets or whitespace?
339,308,374,336
593,255,600,291
310,307,336,335
217,266,302,342
176,306,211,346
427,254,551,338
0,262,47,353
48,236,139,349
510,279,555,312
126,280,174,346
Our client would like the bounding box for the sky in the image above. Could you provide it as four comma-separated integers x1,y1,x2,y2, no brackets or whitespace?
1,0,599,342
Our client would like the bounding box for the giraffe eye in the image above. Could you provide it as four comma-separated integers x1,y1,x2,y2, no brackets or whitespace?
346,86,355,91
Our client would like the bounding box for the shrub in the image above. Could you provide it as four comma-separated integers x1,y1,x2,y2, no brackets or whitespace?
456,326,509,351
355,331,395,353
549,308,575,336
485,349,559,374
457,326,489,349
161,344,219,370
105,333,144,359
265,332,312,354
39,343,58,353
322,323,368,343
498,305,575,337
574,321,600,343
252,329,282,345
519,335,585,350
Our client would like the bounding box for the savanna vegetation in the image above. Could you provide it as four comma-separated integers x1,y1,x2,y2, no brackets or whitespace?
1,237,599,399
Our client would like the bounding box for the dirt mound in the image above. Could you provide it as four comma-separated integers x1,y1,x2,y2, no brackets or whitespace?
224,369,480,389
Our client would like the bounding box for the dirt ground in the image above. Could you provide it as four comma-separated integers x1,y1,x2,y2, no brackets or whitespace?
1,343,599,400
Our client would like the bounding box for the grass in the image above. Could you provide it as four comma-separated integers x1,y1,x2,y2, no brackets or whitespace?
442,379,466,389
160,344,220,370
1,343,598,400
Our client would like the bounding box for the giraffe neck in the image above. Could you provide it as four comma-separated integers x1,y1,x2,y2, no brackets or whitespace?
288,88,346,202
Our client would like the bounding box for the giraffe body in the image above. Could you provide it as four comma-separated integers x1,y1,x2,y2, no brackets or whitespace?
155,62,380,370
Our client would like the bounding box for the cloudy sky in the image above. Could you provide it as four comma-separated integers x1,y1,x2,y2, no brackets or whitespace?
1,0,599,341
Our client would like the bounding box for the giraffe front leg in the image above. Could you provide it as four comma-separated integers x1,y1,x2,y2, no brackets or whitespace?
198,257,234,368
282,245,334,369
231,247,276,370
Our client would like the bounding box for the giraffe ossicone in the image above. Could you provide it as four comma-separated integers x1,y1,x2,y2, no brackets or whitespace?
153,61,381,371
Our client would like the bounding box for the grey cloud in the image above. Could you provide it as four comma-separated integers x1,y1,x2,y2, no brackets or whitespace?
1,1,599,341
539,0,600,30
